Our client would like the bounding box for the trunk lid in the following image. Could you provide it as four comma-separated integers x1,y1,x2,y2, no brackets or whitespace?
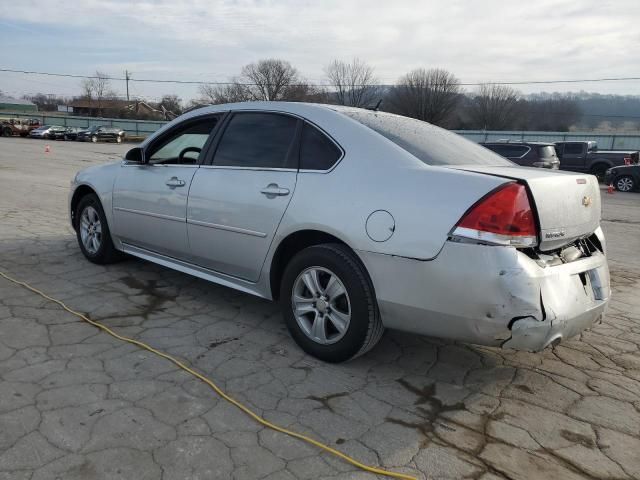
453,166,601,251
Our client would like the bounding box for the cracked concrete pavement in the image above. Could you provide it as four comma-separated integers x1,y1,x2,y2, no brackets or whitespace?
1,136,639,479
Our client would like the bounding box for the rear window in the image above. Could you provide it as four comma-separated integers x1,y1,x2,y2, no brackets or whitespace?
487,145,529,158
300,123,342,170
342,110,513,167
538,146,556,158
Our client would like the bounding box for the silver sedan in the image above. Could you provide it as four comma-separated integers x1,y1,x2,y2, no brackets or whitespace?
69,102,610,362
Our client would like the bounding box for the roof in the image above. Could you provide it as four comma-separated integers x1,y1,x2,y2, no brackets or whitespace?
482,141,555,146
0,95,35,106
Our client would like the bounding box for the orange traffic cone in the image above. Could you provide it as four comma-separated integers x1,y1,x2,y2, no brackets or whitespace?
45,145,51,153
607,183,614,194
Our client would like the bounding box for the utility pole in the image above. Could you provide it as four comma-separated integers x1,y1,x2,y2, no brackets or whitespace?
125,70,131,101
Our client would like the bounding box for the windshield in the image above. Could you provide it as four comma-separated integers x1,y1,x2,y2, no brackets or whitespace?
341,110,513,167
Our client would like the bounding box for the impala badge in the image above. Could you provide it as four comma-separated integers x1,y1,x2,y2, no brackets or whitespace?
582,196,592,207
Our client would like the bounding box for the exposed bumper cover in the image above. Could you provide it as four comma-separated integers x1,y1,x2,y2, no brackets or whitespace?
357,232,610,352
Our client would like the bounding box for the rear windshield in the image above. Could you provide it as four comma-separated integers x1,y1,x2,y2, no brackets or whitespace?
538,145,557,158
342,110,513,167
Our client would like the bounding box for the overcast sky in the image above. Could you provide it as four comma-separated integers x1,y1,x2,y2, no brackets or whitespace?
1,0,639,102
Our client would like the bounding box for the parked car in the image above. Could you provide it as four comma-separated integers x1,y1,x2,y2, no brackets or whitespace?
70,102,610,362
76,126,125,143
29,125,65,139
50,126,83,141
481,141,560,169
1,117,41,137
555,141,639,179
604,164,640,192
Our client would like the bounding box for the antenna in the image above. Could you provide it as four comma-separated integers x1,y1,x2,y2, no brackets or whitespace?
366,99,383,111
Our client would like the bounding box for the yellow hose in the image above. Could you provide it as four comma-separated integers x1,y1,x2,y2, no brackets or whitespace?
0,269,417,480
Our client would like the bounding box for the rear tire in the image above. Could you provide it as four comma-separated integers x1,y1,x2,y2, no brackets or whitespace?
75,194,123,264
2,127,12,137
590,164,609,182
615,175,635,192
280,243,384,362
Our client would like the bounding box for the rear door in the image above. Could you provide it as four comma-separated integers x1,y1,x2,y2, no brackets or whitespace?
558,142,586,171
187,111,300,281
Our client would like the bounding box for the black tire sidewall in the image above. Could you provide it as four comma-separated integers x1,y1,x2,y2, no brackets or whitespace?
75,194,112,263
280,245,375,363
591,165,608,181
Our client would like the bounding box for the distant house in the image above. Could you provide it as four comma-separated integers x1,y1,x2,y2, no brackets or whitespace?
67,99,133,117
67,99,177,120
0,95,38,113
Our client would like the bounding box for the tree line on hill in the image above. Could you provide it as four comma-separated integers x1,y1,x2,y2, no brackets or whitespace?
20,59,640,132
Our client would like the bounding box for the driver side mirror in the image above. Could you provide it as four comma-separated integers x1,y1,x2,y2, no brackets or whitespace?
124,147,144,163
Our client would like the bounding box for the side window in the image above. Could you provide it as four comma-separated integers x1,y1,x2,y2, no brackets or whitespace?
300,123,342,170
484,144,506,155
213,113,298,168
148,116,220,165
563,143,584,155
509,146,529,158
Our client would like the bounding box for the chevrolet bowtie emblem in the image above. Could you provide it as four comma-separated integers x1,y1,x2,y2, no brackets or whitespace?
582,196,592,207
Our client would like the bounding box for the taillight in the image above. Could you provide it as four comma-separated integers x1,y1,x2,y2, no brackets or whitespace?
451,182,538,247
624,156,631,165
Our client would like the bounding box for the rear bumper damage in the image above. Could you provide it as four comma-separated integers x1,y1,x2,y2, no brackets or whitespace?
358,228,610,352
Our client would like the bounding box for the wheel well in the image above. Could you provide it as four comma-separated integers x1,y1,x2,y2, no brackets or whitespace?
590,162,611,173
270,230,352,300
70,185,97,230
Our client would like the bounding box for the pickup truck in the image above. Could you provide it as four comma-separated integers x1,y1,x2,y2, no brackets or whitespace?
1,117,41,137
555,141,639,179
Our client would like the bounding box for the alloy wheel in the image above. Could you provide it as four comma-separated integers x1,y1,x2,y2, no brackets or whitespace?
79,206,102,254
617,177,634,192
291,266,351,345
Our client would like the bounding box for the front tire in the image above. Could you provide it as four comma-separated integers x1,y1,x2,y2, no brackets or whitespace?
280,244,384,362
75,194,123,264
91,135,98,143
116,135,122,143
615,175,635,192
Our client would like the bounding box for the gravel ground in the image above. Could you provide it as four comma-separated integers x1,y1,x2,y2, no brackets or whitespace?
1,136,639,480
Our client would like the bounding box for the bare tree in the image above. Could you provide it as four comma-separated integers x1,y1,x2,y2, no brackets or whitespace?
80,78,94,101
79,71,115,116
93,71,112,115
198,59,315,104
524,97,581,131
325,58,380,107
386,68,461,125
239,59,305,101
469,84,520,130
198,81,249,104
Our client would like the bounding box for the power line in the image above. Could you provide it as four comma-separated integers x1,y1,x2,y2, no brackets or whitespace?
1,67,640,87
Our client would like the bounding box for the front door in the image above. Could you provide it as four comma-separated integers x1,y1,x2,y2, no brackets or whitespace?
187,112,300,281
112,115,222,259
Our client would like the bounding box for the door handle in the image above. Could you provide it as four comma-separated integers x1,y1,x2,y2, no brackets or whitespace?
260,183,290,197
166,177,186,188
